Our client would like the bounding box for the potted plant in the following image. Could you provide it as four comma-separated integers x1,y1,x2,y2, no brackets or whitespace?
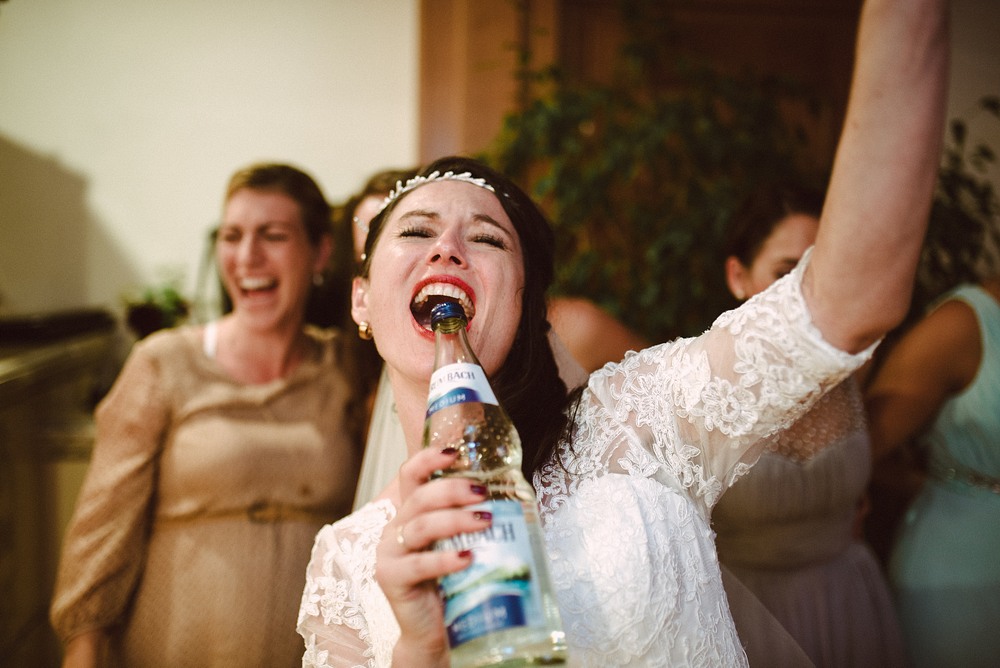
124,280,189,339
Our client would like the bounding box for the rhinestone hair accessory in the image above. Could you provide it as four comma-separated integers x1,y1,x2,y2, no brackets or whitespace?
376,170,496,215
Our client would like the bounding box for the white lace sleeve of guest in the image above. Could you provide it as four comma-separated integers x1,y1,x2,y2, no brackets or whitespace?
554,249,876,511
297,500,400,668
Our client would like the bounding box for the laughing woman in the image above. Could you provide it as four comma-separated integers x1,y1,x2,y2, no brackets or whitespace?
51,164,367,667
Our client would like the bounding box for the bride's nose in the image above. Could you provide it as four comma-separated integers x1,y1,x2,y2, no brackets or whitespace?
428,228,467,267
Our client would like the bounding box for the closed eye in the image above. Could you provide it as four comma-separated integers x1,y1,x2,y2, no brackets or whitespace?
772,262,798,281
217,229,241,244
398,224,434,239
472,232,507,249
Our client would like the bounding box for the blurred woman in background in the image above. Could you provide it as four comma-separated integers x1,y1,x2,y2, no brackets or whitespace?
866,274,1000,666
51,163,366,667
712,184,905,667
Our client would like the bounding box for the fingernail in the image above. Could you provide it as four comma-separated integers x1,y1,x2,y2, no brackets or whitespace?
441,447,458,455
458,549,474,559
470,484,487,495
473,511,492,521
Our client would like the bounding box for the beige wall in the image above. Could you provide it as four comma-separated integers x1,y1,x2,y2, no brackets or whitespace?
0,0,419,320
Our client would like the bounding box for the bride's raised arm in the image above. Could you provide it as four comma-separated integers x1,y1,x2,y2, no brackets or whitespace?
805,0,948,354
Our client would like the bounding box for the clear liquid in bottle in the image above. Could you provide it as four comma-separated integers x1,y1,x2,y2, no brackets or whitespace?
424,300,567,667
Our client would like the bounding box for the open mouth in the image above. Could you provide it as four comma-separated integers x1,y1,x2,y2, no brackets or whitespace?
410,282,475,330
238,276,278,294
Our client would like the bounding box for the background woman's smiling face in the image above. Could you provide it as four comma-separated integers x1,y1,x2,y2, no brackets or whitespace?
353,180,525,383
217,188,322,332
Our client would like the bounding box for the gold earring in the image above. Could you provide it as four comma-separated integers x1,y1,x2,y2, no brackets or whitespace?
358,322,373,340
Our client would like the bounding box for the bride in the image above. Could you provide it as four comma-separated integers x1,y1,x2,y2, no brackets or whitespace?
298,1,948,665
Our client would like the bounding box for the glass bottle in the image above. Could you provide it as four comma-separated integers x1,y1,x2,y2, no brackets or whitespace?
423,300,567,667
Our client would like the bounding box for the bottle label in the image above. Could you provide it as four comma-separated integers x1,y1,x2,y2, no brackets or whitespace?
426,362,498,416
438,499,543,648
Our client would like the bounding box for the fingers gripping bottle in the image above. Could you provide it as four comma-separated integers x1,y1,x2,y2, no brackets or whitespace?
423,300,567,667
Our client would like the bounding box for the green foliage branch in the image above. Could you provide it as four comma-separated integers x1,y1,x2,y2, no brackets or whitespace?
484,2,819,341
485,2,997,345
914,95,1000,321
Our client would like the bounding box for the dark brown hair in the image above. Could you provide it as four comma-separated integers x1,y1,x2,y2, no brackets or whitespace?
724,183,824,266
224,163,332,247
360,156,570,479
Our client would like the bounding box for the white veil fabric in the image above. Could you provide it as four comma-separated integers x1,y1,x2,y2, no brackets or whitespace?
352,367,406,510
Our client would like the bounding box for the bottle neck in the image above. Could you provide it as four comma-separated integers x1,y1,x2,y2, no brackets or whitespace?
433,320,482,370
427,321,501,418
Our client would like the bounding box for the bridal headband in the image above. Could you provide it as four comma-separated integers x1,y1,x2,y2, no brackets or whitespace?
376,170,496,216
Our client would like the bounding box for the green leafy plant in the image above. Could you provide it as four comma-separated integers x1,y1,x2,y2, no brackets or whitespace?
914,94,1000,320
486,1,998,345
124,279,189,339
484,2,820,341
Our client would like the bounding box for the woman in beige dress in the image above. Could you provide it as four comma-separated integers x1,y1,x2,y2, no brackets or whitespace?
51,163,367,667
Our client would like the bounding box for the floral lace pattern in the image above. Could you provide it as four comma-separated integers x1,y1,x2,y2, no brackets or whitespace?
297,255,873,667
299,500,399,668
532,258,869,665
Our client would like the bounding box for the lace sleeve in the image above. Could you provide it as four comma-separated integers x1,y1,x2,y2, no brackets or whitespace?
560,250,875,510
298,500,400,668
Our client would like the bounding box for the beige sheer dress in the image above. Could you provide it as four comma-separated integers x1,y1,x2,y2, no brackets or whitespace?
714,379,906,667
51,325,365,667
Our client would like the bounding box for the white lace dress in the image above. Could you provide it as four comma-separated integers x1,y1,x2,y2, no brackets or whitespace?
298,257,872,667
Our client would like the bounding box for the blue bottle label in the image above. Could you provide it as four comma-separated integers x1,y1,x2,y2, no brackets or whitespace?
426,362,498,417
438,499,542,648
